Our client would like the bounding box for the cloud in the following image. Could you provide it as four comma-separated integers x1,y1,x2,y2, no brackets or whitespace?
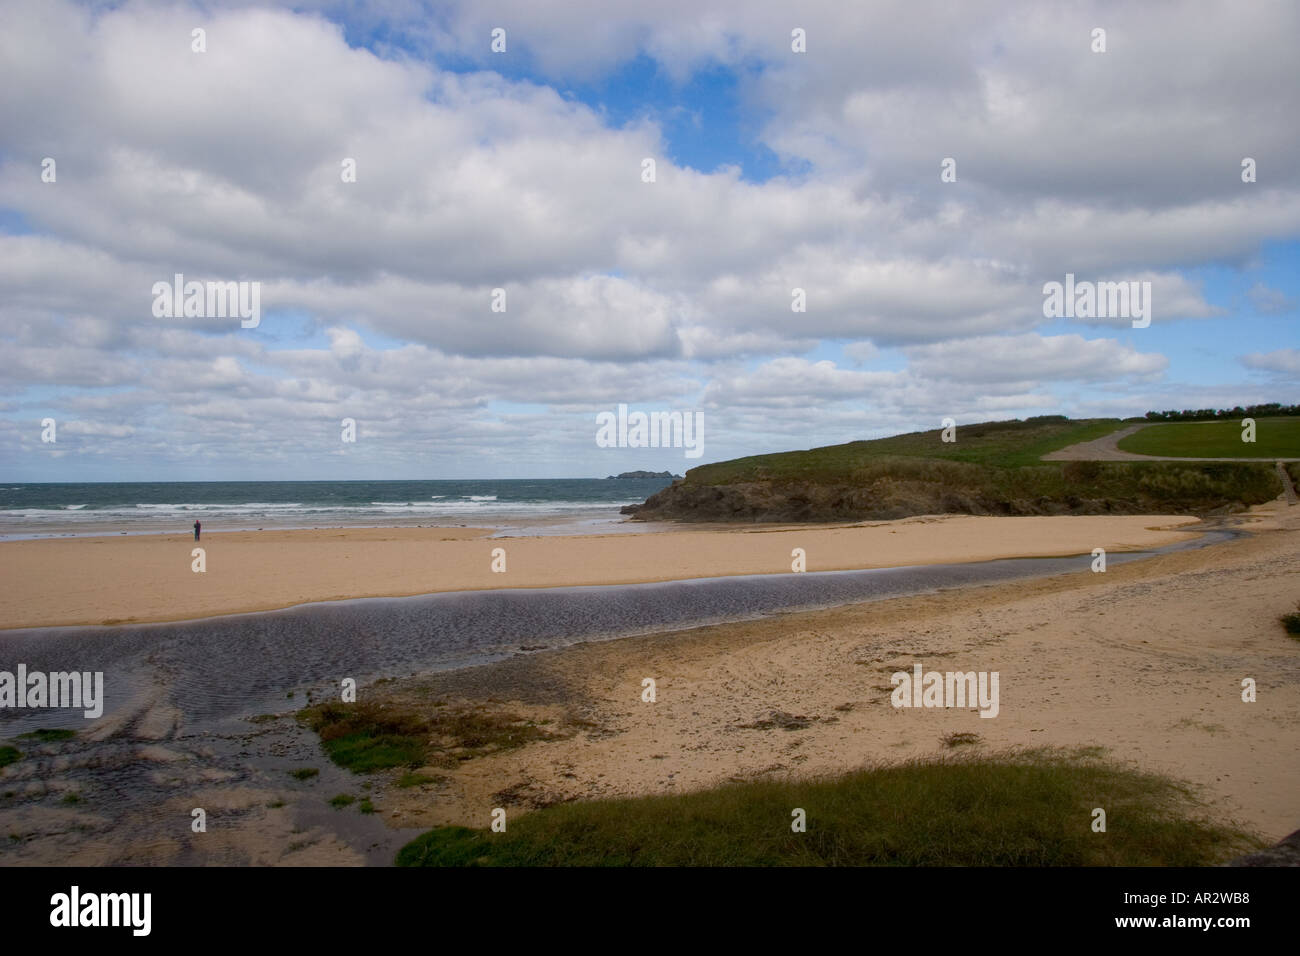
1246,282,1296,315
0,0,1295,477
1240,348,1300,377
904,334,1167,385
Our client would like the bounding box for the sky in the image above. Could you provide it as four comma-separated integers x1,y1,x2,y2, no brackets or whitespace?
1,0,1297,481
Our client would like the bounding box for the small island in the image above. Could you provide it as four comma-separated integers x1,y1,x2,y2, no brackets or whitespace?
605,470,683,480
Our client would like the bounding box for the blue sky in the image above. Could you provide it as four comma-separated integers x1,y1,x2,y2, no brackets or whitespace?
1,0,1297,481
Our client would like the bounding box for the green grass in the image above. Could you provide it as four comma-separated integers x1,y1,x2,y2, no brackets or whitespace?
299,698,563,774
289,767,319,781
636,417,1285,522
0,747,21,768
1118,418,1300,458
329,793,356,809
300,700,428,773
689,417,1125,485
18,729,75,742
683,458,1278,518
396,749,1259,867
358,798,376,815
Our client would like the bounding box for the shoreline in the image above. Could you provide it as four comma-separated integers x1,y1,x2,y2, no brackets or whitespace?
0,512,681,543
0,513,1207,630
366,501,1300,844
1,501,1295,864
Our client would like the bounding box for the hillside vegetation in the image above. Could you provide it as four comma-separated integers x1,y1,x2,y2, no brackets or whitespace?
1117,417,1300,458
627,417,1284,522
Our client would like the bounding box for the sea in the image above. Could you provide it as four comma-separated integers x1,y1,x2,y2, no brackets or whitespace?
0,477,677,540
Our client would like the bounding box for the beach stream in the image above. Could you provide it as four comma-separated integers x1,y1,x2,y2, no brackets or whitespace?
0,527,1239,865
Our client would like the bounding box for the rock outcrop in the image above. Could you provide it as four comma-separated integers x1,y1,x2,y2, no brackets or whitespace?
1225,829,1300,866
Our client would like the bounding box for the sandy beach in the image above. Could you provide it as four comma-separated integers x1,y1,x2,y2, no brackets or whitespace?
5,509,1294,868
1,503,1296,867
0,514,1204,629
373,499,1300,845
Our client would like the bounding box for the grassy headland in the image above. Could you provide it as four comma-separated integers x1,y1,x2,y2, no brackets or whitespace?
396,747,1261,867
627,417,1284,522
1117,417,1300,458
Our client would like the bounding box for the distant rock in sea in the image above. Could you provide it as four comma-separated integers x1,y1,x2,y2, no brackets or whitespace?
605,470,682,480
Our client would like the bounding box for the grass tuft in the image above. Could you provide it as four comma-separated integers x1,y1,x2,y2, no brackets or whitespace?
299,698,563,774
396,748,1260,867
1281,604,1300,637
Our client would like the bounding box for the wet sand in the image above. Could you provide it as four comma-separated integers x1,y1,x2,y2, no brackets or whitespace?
376,500,1300,844
0,514,1202,629
0,502,1296,864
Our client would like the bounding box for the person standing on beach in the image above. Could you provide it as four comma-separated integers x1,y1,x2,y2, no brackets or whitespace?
193,520,201,542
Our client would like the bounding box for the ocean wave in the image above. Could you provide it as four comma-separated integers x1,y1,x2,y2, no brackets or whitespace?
133,502,307,512
0,499,640,523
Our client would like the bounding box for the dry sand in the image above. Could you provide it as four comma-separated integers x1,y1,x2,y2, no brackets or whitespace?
367,501,1300,844
1,505,1296,864
0,514,1202,629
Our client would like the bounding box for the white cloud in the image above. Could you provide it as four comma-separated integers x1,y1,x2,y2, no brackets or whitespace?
1241,348,1300,377
1246,282,1296,315
0,0,1295,477
904,334,1167,384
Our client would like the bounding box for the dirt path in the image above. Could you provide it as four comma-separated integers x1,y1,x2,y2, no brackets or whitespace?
1042,424,1153,460
1277,462,1299,505
1044,423,1299,462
